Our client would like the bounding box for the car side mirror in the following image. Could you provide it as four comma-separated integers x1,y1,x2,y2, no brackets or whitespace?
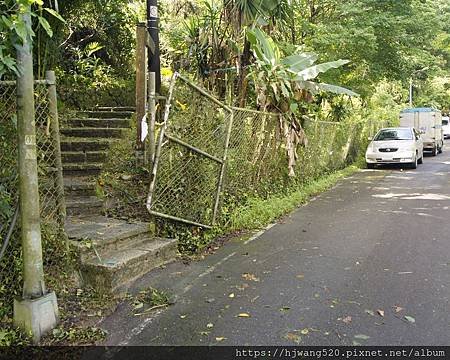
367,137,372,141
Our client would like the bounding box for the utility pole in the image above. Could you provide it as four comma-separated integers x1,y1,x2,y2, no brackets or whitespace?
409,77,413,108
13,5,58,344
409,66,429,108
147,0,161,93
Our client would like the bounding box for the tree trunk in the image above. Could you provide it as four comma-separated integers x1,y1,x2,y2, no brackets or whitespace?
238,38,251,107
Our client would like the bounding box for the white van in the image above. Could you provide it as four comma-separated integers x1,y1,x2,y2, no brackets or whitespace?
442,116,450,139
399,108,443,156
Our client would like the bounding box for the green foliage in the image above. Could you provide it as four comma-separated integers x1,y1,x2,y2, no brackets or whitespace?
0,0,64,77
0,327,32,346
247,27,356,111
229,165,358,230
47,326,106,345
134,287,170,308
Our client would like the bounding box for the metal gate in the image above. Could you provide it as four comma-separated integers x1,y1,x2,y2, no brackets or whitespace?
146,73,233,228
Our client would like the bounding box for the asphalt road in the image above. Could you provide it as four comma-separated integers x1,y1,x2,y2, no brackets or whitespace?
100,145,450,346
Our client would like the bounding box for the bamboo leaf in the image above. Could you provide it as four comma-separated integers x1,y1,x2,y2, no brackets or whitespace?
44,8,66,23
37,16,53,37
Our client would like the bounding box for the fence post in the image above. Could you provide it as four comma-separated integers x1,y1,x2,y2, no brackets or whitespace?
136,23,147,159
212,111,234,224
13,6,58,344
46,70,66,226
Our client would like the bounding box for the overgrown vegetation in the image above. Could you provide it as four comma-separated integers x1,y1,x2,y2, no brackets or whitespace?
0,0,449,344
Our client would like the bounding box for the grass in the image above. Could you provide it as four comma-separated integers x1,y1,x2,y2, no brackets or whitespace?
228,165,359,231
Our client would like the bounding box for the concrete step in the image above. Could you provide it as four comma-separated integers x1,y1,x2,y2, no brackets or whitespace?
79,111,134,119
66,196,103,216
80,237,177,292
96,106,135,112
62,151,107,163
61,127,127,139
66,216,152,254
63,162,103,176
64,177,96,196
67,118,131,128
61,138,113,152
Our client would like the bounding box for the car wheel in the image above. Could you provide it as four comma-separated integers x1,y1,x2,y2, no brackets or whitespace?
432,146,438,156
367,163,375,169
409,156,418,169
438,144,443,154
418,155,423,164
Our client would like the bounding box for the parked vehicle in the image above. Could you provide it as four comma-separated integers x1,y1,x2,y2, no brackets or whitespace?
365,127,424,169
399,108,443,156
442,116,450,139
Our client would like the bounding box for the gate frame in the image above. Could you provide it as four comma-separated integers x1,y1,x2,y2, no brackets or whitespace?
146,72,233,228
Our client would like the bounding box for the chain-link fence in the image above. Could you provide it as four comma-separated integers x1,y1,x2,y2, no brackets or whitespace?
146,73,387,229
0,77,66,321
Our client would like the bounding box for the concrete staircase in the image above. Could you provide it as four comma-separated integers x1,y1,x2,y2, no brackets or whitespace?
61,107,177,292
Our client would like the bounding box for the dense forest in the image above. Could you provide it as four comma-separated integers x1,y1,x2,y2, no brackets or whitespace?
1,0,449,114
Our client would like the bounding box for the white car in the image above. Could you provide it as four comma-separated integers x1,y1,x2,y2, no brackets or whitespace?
442,116,450,139
365,127,424,169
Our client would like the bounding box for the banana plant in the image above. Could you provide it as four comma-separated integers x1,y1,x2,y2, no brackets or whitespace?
247,27,358,111
246,28,358,176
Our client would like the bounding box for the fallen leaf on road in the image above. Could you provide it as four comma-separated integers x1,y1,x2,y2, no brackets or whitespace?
206,323,214,328
285,333,301,344
342,316,352,324
377,310,385,317
236,283,249,291
180,314,187,319
365,310,375,316
405,315,415,323
354,334,370,340
228,293,235,298
300,328,309,335
398,271,413,275
280,306,290,312
393,306,404,313
200,331,209,336
237,313,251,318
347,301,361,306
296,274,305,279
215,337,226,342
242,273,260,282
133,302,143,310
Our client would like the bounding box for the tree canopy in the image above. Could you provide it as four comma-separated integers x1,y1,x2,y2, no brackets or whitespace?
0,0,449,111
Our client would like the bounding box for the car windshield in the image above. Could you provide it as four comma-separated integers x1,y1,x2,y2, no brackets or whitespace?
374,129,413,141
443,119,449,125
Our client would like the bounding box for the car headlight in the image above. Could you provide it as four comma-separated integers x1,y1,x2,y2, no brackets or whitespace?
399,145,415,152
